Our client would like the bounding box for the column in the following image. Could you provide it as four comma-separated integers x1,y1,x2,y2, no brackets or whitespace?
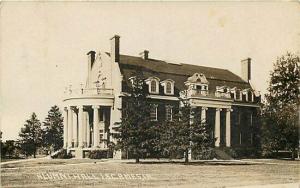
93,105,100,148
226,108,232,147
201,107,208,123
215,108,222,147
78,106,84,148
103,110,107,148
82,112,87,147
67,106,73,148
63,107,68,148
73,111,78,147
86,112,90,147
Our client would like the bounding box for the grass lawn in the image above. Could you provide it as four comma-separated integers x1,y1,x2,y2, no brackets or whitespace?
1,159,299,188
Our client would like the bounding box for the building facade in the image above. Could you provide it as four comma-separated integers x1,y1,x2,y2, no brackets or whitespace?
62,35,261,159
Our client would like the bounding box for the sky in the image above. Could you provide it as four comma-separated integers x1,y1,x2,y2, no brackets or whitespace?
1,2,299,141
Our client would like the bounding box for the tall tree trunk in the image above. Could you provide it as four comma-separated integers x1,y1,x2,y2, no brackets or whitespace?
185,149,189,163
33,151,36,158
291,149,295,160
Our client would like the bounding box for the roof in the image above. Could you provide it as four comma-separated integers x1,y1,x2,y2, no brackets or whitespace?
117,54,252,95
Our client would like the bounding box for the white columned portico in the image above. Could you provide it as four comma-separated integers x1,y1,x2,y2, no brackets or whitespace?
78,106,84,148
93,105,100,148
201,107,208,122
63,107,68,148
215,108,222,147
226,108,232,147
67,106,73,148
86,112,90,147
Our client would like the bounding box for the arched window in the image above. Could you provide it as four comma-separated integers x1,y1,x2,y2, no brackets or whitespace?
166,82,172,94
150,80,157,93
161,79,175,95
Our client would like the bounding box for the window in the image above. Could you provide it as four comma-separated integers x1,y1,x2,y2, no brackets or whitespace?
236,89,241,100
239,132,242,145
150,104,158,121
248,91,253,102
146,77,160,94
166,82,172,94
161,79,175,95
166,105,173,121
250,112,253,127
150,80,157,93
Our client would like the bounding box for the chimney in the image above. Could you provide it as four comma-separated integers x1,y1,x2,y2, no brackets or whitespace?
87,51,96,88
241,58,251,82
139,50,149,60
110,35,120,63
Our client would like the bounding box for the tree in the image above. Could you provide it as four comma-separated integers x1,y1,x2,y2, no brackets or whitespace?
0,131,6,158
114,71,153,163
5,140,17,158
42,105,64,153
18,113,43,158
262,52,300,159
161,99,214,163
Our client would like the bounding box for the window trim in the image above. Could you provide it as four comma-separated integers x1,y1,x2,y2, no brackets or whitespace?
161,79,175,95
165,105,173,121
150,104,158,121
146,77,160,94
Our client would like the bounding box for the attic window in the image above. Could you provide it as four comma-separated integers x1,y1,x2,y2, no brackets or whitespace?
145,77,160,94
150,80,157,93
166,82,172,94
161,79,175,95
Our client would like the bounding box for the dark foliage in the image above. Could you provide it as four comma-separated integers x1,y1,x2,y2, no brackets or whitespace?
262,52,300,159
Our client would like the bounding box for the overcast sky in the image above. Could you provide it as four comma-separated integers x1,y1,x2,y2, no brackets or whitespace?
1,2,299,141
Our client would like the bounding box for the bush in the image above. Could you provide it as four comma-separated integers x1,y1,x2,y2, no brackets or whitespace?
88,150,108,159
193,147,217,160
51,149,72,159
224,147,261,159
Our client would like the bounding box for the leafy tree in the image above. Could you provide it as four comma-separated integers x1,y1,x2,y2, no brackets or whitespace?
262,52,300,159
0,131,6,158
161,99,214,163
5,140,16,158
114,71,153,163
42,105,64,153
18,113,43,158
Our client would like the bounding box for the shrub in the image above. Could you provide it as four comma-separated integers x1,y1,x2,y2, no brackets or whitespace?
51,149,72,159
225,147,261,159
88,150,108,159
193,147,217,160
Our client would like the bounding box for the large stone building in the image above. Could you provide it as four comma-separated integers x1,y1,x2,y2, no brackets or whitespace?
62,35,261,159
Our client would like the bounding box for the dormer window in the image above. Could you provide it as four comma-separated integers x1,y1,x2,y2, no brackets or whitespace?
166,82,172,93
145,77,160,94
151,80,157,93
216,86,231,98
161,79,175,95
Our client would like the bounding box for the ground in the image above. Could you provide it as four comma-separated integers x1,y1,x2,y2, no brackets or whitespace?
1,158,299,188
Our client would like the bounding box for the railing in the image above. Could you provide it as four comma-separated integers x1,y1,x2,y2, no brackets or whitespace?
181,89,231,99
65,88,114,96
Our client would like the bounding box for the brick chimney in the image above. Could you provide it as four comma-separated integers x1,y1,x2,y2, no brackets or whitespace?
87,51,96,88
110,35,120,63
241,58,251,82
139,50,149,60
